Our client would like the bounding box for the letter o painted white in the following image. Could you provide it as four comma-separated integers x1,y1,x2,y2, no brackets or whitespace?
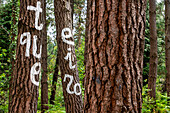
74,83,81,95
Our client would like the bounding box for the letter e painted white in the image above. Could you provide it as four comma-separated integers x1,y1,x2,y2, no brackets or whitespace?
30,62,41,86
61,28,74,45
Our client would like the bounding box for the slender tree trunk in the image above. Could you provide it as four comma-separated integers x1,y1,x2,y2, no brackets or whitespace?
84,0,147,112
54,0,83,113
9,0,45,112
71,0,74,25
77,11,82,48
148,0,158,99
50,58,59,105
165,0,170,97
41,0,48,112
84,0,89,67
8,0,17,111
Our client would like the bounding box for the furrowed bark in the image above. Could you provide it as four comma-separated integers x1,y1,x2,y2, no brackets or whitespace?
9,0,45,112
54,0,83,113
148,0,157,99
41,0,48,112
50,58,59,105
84,0,147,112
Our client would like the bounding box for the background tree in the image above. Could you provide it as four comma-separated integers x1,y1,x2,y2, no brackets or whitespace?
54,0,83,112
165,0,170,98
84,0,147,112
50,57,59,105
148,0,158,99
41,0,48,112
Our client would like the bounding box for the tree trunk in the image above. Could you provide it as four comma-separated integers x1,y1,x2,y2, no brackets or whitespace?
71,0,74,26
8,0,17,111
148,0,157,99
84,0,89,67
84,0,147,113
77,11,82,48
50,58,59,105
9,0,45,112
165,0,170,97
54,0,83,113
41,0,48,112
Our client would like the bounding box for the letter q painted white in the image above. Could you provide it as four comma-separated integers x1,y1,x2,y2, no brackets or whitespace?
20,32,31,57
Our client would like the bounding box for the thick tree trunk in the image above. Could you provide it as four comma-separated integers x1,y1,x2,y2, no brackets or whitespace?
165,0,170,97
148,0,157,99
41,0,48,112
50,58,59,105
84,0,146,113
54,0,83,113
9,0,45,112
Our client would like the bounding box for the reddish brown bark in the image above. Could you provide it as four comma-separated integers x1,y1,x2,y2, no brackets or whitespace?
50,58,59,105
165,0,170,97
84,0,147,112
54,0,83,113
148,0,157,99
9,0,45,112
41,0,48,112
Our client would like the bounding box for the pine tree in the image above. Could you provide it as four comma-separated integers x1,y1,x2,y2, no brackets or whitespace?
148,0,158,99
54,0,83,112
41,0,48,112
9,0,45,112
84,0,147,112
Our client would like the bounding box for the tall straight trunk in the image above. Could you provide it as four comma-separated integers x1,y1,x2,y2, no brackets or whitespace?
41,0,48,112
148,0,157,99
50,58,59,105
8,0,17,111
84,0,147,112
54,0,83,113
165,0,170,97
71,0,74,25
77,11,82,48
84,0,89,67
9,0,45,112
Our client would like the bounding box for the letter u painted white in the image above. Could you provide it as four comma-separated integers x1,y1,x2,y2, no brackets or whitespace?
61,28,74,45
30,62,41,86
33,35,42,59
20,32,31,57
